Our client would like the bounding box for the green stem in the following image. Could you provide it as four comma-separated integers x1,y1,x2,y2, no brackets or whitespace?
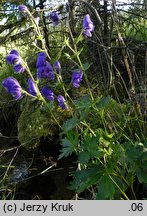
26,9,51,60
117,172,137,200
109,174,129,200
76,55,94,101
66,27,94,101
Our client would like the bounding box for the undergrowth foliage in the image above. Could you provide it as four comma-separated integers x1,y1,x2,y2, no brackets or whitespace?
0,2,147,200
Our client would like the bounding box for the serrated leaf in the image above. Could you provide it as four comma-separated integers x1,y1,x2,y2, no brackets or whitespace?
78,151,90,164
82,134,99,152
63,117,80,132
69,166,104,193
82,62,92,71
96,174,115,200
58,138,74,159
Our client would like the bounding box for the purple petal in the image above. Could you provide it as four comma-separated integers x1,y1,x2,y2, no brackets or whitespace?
54,61,61,72
72,71,83,88
28,78,37,96
57,95,68,110
41,86,54,101
6,54,21,65
83,30,92,37
49,11,59,26
37,62,55,80
10,50,20,56
2,77,22,100
14,64,25,73
83,14,94,37
18,4,28,12
6,50,21,65
36,52,47,68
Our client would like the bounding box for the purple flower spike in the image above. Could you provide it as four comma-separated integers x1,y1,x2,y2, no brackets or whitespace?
2,77,22,100
54,61,61,72
18,5,28,12
41,86,54,101
57,95,68,110
36,52,47,68
72,71,83,88
83,14,94,37
49,11,59,26
28,78,37,96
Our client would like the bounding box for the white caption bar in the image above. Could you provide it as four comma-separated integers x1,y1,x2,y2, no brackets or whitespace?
0,200,146,216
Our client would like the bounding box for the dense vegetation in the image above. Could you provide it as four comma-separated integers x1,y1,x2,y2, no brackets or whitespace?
0,0,147,200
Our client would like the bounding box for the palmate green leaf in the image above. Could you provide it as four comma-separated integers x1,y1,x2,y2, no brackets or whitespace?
69,166,104,193
96,174,115,200
74,95,92,110
63,117,80,132
59,130,79,159
58,138,75,159
78,151,90,164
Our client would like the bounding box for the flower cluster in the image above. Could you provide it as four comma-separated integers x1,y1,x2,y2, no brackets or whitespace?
2,5,93,110
36,52,55,80
2,50,67,109
83,14,94,37
6,50,25,73
2,49,84,108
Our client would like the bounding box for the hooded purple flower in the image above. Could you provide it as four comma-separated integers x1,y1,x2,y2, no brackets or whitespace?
57,95,68,110
18,4,28,12
83,14,94,37
36,52,47,68
49,11,59,26
6,50,25,73
2,77,22,100
36,52,55,80
28,78,37,96
72,71,83,88
54,61,61,72
41,86,54,101
6,50,21,65
37,61,55,80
